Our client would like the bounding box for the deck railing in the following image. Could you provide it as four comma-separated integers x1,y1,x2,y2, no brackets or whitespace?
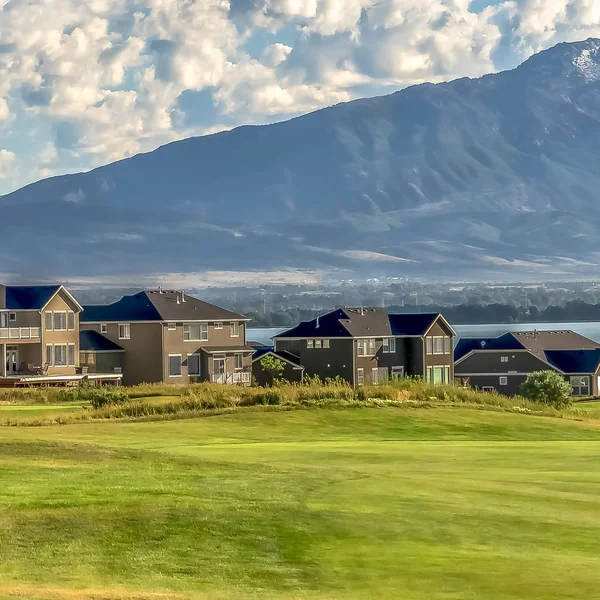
0,327,41,340
211,372,251,385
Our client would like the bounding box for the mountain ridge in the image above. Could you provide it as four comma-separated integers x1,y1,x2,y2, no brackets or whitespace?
3,38,600,280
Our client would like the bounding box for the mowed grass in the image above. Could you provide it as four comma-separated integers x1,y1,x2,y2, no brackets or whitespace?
0,407,599,600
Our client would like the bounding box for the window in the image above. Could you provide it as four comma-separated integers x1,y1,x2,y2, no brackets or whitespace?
183,323,208,341
307,340,314,349
383,338,396,354
571,376,590,397
68,344,75,367
501,356,509,363
235,353,243,370
323,339,330,349
392,366,405,379
169,355,182,377
433,337,444,355
426,337,433,355
315,339,322,349
433,366,443,384
45,345,53,366
9,312,16,322
67,312,75,331
188,354,201,376
168,322,176,330
54,344,67,366
100,324,108,334
499,376,508,386
53,312,67,331
230,322,240,337
45,312,53,331
357,339,376,357
445,366,451,384
357,368,364,386
482,386,495,392
444,337,452,354
0,312,8,328
372,367,389,385
426,367,432,382
118,323,130,340
214,322,223,330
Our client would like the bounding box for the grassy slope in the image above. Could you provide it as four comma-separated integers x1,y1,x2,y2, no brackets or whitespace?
0,407,599,600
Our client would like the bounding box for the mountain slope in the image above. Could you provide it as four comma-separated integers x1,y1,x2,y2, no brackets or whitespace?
3,39,600,280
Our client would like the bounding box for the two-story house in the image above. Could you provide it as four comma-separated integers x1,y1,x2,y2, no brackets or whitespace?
455,330,600,396
80,289,253,386
0,284,82,383
273,308,455,386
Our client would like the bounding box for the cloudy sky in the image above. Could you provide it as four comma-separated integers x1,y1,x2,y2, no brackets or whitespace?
0,0,599,195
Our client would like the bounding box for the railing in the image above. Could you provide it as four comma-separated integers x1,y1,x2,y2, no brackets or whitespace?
0,327,41,340
211,372,251,385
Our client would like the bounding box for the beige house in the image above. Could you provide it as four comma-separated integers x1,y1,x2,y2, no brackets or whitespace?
80,289,253,386
1,284,81,384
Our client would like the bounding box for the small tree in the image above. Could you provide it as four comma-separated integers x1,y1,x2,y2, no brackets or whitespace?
521,370,573,409
260,355,286,386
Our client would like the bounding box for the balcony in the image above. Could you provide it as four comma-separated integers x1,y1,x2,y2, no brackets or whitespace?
211,372,251,385
0,327,41,340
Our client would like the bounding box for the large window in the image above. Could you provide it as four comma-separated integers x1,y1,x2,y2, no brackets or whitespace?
118,323,130,340
427,366,449,384
188,354,201,376
53,312,67,331
54,344,67,366
571,376,590,397
183,323,208,341
169,355,182,377
427,336,451,355
372,367,389,385
357,339,376,357
230,322,240,338
383,338,396,354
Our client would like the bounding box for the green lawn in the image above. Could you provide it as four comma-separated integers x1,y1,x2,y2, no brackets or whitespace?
0,402,87,419
0,406,599,600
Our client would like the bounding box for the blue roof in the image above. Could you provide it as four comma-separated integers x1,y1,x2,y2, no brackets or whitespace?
544,349,600,374
81,291,162,323
273,309,353,339
80,330,125,352
389,313,442,336
5,285,61,310
454,333,525,361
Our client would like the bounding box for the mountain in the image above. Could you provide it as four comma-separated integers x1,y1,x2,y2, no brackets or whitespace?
3,38,600,282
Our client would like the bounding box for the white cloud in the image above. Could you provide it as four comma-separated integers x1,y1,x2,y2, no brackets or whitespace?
0,149,15,179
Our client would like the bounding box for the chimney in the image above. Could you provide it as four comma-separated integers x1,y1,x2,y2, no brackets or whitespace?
176,295,180,305
316,315,320,329
159,286,163,294
360,307,364,316
181,291,186,303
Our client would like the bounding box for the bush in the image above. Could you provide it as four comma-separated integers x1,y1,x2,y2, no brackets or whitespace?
56,385,129,409
521,371,573,409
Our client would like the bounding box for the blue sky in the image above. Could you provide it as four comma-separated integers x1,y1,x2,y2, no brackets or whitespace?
0,0,598,195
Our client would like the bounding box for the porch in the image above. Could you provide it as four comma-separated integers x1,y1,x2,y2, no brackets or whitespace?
0,373,123,388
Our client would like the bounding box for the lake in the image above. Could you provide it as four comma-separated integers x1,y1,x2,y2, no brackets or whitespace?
247,322,600,346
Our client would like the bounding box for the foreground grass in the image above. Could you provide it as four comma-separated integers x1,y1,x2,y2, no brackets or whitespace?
0,407,599,600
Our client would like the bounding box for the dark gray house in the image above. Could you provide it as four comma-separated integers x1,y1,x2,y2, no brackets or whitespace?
454,330,600,397
273,308,455,386
251,345,305,386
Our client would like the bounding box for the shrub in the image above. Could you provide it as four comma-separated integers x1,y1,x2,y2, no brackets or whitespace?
521,371,573,409
256,390,281,406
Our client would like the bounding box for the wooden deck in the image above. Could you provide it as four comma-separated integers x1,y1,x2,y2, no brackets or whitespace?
0,373,123,388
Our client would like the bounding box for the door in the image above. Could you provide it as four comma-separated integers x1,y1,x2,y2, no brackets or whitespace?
6,346,18,374
213,357,226,383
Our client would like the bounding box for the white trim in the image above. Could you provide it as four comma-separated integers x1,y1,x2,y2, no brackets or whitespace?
457,372,533,377
52,310,68,331
168,354,183,377
8,312,16,322
118,323,131,340
68,343,76,367
423,314,457,338
251,350,304,370
100,324,108,334
167,322,176,330
40,285,83,313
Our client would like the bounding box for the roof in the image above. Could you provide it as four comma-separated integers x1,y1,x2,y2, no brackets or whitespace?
80,330,125,352
544,349,600,374
4,285,62,310
274,308,451,339
455,330,600,362
81,290,246,323
252,348,304,369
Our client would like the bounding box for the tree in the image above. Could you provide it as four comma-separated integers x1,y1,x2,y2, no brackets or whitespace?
521,371,573,409
260,355,286,386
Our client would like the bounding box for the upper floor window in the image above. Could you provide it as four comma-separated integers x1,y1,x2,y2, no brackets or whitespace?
45,312,53,331
0,312,8,328
307,339,330,349
307,339,314,349
101,324,108,334
53,312,67,331
118,323,131,340
501,356,508,363
357,339,376,357
383,338,396,354
67,312,75,331
214,322,223,330
230,322,240,338
184,323,208,341
168,322,176,330
427,336,452,355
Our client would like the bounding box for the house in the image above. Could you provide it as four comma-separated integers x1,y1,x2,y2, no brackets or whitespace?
0,283,121,387
273,308,455,386
454,330,600,396
80,289,253,386
251,344,305,386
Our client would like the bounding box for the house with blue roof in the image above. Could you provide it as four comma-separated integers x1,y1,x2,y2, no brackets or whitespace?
455,330,600,397
273,307,456,386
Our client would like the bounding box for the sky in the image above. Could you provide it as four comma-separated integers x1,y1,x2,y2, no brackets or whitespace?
0,0,599,195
